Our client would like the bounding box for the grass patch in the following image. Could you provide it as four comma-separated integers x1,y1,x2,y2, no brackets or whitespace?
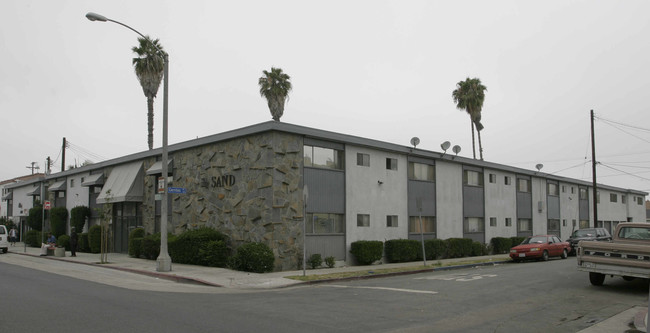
285,258,500,282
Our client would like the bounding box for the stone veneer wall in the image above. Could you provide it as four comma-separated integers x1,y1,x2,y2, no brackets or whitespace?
143,131,304,271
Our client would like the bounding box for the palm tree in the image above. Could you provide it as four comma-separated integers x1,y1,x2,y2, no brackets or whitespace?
452,77,487,160
132,36,165,150
258,67,292,121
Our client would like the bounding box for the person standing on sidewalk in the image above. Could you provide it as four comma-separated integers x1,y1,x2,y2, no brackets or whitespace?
70,227,78,257
9,227,17,246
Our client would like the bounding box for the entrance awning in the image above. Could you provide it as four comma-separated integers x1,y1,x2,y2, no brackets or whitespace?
146,159,174,176
27,186,41,196
97,162,144,204
81,173,104,187
1,191,12,201
48,180,66,192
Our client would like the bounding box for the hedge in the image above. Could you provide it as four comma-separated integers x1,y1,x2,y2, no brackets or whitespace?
128,228,145,258
25,230,42,247
490,237,512,254
229,242,275,273
88,225,102,253
421,238,447,260
79,233,90,252
50,207,68,238
445,238,473,258
385,239,420,263
350,240,383,265
58,234,70,250
510,236,526,247
70,206,91,233
168,227,229,266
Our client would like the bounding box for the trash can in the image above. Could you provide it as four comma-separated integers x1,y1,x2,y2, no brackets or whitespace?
54,247,65,257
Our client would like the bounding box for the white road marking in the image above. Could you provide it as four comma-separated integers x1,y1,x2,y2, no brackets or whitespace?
324,285,438,295
416,273,498,282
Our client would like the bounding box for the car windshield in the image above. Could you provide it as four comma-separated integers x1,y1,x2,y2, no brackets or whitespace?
573,229,595,237
522,236,547,244
618,227,650,240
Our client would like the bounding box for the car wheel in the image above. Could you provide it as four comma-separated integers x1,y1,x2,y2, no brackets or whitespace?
623,276,636,282
542,250,549,261
561,249,568,259
589,272,605,286
1,248,6,254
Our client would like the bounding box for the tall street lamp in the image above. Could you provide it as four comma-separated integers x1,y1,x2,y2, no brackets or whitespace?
86,12,172,272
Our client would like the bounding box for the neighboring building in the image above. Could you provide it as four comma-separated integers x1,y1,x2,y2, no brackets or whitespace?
646,200,650,222
2,122,647,270
1,173,45,222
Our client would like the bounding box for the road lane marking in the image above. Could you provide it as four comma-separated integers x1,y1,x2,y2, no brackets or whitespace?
415,273,498,282
324,285,437,295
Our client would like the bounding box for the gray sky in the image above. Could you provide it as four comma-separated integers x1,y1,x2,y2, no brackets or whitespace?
2,0,650,193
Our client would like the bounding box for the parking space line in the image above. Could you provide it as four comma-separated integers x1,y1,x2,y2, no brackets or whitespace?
324,285,438,295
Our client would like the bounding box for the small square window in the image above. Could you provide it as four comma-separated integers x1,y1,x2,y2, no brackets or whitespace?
489,174,496,183
490,217,497,227
357,153,370,167
610,193,617,203
505,176,511,185
505,218,512,227
357,214,370,227
386,158,397,170
386,215,398,227
70,179,75,188
561,185,566,193
562,219,567,227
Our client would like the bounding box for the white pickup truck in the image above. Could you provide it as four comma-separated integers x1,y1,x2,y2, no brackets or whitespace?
577,222,650,286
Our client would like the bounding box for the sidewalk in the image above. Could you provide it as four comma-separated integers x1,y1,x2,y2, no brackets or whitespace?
4,243,647,332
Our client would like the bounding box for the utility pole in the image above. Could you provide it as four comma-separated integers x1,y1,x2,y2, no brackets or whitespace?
46,156,51,175
61,137,66,172
26,162,39,174
590,110,598,227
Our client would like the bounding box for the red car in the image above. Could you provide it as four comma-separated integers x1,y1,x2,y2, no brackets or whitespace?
509,235,571,262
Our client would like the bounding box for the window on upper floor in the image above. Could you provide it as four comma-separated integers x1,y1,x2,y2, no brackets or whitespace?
408,162,435,182
304,145,344,170
505,176,511,185
517,178,531,193
547,183,559,196
579,188,588,200
386,158,397,171
70,179,75,188
489,174,496,183
610,193,617,203
357,153,370,167
357,214,370,227
464,170,483,187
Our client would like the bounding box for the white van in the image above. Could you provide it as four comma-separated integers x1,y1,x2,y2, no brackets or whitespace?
0,225,8,253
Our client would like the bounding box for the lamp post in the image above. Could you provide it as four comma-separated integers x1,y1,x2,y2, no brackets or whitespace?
86,12,172,272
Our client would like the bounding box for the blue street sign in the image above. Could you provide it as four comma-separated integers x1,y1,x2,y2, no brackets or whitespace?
168,187,187,194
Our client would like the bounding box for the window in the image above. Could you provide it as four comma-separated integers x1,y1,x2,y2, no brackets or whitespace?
357,214,370,227
505,176,511,185
517,178,530,193
490,217,497,227
489,174,496,183
562,219,567,227
464,217,484,233
306,213,345,234
638,197,643,205
622,195,626,204
70,179,75,188
386,158,397,170
547,183,558,196
571,187,575,194
464,170,483,186
579,188,588,200
596,192,600,204
304,145,344,170
81,177,85,184
408,162,435,181
579,220,589,229
610,193,617,203
386,215,398,227
561,185,566,193
357,153,370,167
505,218,512,227
548,219,560,232
409,216,436,233
517,219,532,232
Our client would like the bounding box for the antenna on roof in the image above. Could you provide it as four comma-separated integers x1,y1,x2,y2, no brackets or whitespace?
26,162,40,175
440,141,451,157
452,145,461,159
410,137,420,149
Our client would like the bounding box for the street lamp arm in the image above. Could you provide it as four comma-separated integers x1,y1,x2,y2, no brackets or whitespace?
85,12,165,57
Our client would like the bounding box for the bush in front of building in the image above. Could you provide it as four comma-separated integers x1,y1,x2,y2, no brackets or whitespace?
128,228,145,258
324,256,336,268
229,242,275,273
421,239,447,260
385,239,420,263
27,205,43,231
350,240,383,265
57,234,70,250
510,236,526,247
307,253,323,269
79,233,90,252
445,238,473,258
471,241,489,256
25,230,42,247
142,233,161,260
168,227,229,266
88,225,102,253
490,237,512,254
70,206,91,233
50,207,68,238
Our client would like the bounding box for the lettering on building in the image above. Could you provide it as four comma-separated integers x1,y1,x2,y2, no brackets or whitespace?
210,175,236,188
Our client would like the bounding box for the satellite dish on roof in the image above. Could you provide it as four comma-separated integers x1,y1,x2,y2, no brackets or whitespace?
410,137,420,149
452,145,461,155
536,164,544,171
441,141,451,152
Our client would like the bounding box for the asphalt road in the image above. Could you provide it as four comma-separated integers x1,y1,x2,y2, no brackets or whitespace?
1,257,647,332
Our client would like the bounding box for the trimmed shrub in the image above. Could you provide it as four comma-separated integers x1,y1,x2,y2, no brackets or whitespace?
490,237,512,254
385,239,420,263
25,230,42,247
142,233,161,260
168,227,229,266
471,241,488,256
324,256,336,268
128,228,145,258
88,225,102,253
198,240,229,267
350,240,383,265
510,237,526,247
50,207,68,238
308,254,323,269
446,238,473,258
230,242,275,273
421,238,447,260
70,206,91,233
79,233,90,252
27,206,43,231
57,234,70,250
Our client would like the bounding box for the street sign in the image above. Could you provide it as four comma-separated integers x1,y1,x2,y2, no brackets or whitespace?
44,201,51,210
168,187,186,194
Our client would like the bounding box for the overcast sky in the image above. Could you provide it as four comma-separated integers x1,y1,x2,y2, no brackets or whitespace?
2,0,649,193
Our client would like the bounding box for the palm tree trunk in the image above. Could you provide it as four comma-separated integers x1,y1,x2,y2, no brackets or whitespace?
471,120,477,159
147,97,154,150
477,128,484,160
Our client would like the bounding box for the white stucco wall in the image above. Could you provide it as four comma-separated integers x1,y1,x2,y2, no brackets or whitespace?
11,182,40,218
345,146,408,248
559,183,580,239
435,161,463,239
484,169,517,240
66,173,90,209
